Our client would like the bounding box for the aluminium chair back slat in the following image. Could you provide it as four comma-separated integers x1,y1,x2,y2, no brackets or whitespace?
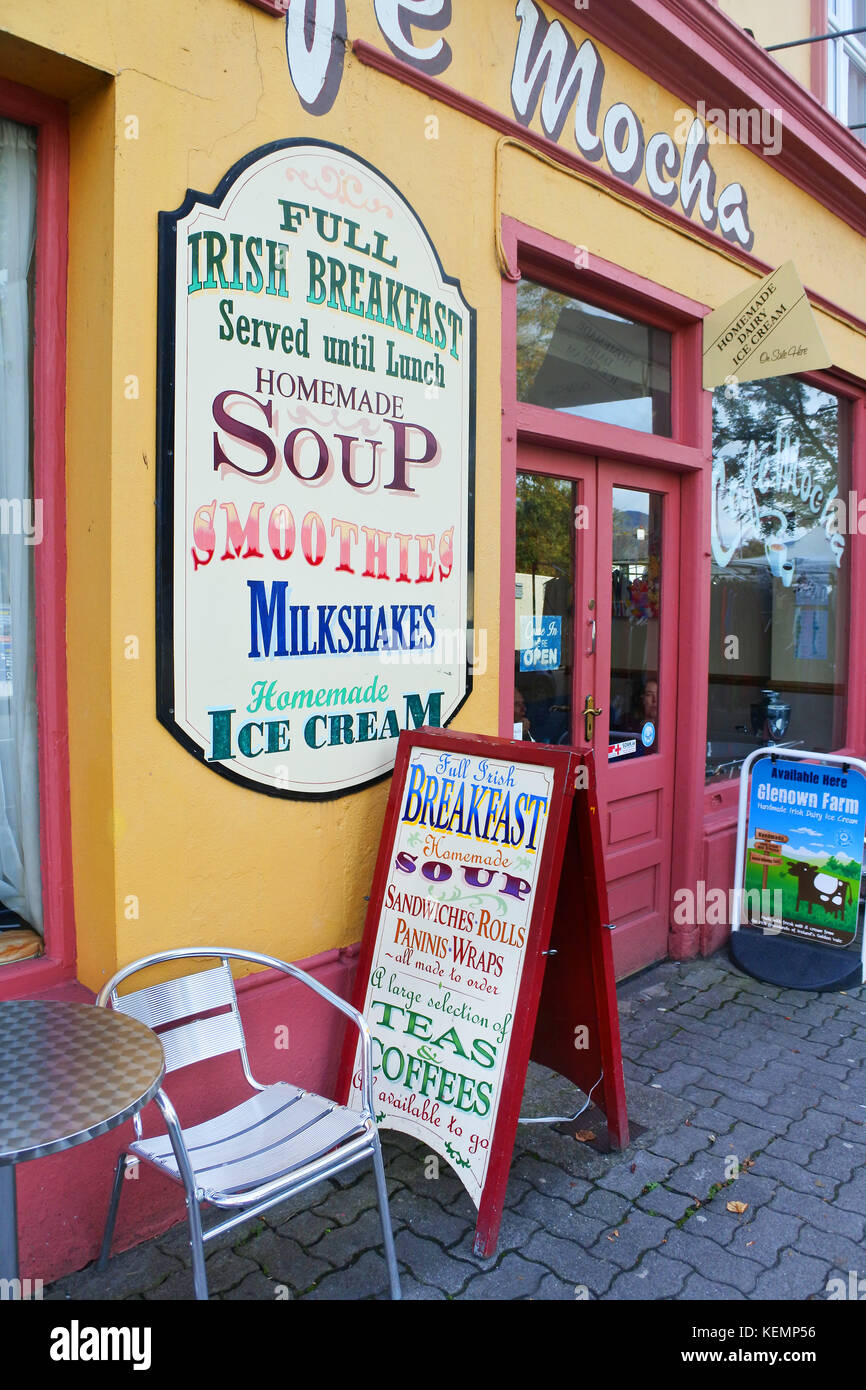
158,1010,246,1074
113,963,237,1029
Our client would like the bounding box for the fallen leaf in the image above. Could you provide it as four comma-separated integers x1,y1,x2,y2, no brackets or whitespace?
741,1157,755,1169
630,1163,637,1173
574,1129,596,1143
726,1200,748,1214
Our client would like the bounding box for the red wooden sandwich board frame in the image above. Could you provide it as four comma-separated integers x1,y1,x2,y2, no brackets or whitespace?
337,727,628,1258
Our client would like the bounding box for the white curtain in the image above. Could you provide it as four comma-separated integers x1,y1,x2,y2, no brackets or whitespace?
0,118,42,933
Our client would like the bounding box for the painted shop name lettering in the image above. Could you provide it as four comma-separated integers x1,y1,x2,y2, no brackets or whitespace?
278,0,754,251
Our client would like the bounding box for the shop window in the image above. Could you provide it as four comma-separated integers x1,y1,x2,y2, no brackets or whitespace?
706,378,849,781
516,279,672,435
827,0,866,142
0,116,42,963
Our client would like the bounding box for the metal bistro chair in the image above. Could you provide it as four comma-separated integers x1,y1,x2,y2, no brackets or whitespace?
95,947,401,1300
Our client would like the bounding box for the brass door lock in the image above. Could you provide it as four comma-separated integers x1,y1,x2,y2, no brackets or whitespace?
583,693,603,742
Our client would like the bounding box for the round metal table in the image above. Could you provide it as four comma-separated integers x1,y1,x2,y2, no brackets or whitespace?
0,1000,165,1282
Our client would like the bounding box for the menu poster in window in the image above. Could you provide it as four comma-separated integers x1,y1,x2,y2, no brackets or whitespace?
156,140,474,798
744,757,866,948
339,727,629,1256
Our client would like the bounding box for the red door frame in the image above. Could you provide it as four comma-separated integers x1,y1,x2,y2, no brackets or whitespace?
500,215,712,968
0,78,74,999
501,216,866,966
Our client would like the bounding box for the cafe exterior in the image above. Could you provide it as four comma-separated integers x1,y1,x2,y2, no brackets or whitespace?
1,0,865,1281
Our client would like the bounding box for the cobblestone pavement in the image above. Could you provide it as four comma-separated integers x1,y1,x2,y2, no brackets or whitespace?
46,951,866,1302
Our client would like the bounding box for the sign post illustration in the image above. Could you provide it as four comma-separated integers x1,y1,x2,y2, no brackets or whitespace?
156,140,475,798
338,727,628,1256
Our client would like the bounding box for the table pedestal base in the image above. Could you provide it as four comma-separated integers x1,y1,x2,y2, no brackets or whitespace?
0,1163,19,1281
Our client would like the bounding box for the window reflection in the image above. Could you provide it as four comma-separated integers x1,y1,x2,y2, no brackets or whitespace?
707,379,849,780
609,489,661,761
516,280,672,435
514,473,574,744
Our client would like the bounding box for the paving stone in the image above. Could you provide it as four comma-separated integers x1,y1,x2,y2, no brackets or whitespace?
509,1152,595,1202
635,1185,695,1222
222,1269,289,1300
589,1211,673,1269
596,1149,678,1198
395,1275,447,1299
531,1272,584,1300
606,1250,692,1300
646,1125,717,1165
575,1187,633,1226
305,1206,388,1268
710,1095,791,1134
724,1208,802,1267
385,1186,473,1245
462,1253,549,1300
305,1249,392,1300
808,1138,866,1182
752,1151,835,1198
46,1243,184,1301
768,1185,863,1239
392,1229,478,1295
750,1250,832,1300
236,1229,334,1290
795,1223,866,1275
513,1188,607,1245
658,1230,761,1294
521,1228,618,1290
677,1272,746,1299
143,1248,258,1300
271,1207,336,1248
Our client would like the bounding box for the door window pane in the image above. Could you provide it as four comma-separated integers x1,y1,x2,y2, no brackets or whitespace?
516,280,672,435
707,379,849,780
609,489,662,761
514,473,574,744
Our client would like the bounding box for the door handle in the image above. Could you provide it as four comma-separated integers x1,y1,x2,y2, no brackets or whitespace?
583,693,603,742
586,618,596,656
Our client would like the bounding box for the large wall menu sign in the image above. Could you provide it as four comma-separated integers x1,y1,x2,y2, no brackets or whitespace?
157,141,475,797
338,728,629,1256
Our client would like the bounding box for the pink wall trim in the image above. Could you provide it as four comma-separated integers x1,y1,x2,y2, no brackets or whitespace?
353,39,866,341
17,944,362,1284
811,0,829,104
0,78,73,1002
545,0,866,234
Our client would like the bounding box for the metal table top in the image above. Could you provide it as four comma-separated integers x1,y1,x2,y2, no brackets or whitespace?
0,1000,165,1164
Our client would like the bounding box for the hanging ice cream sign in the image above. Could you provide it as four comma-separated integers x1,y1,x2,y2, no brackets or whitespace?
156,141,475,797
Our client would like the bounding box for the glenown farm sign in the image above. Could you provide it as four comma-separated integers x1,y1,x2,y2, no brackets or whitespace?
156,141,475,798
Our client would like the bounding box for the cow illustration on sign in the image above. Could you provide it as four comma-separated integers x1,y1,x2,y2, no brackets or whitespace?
787,862,851,922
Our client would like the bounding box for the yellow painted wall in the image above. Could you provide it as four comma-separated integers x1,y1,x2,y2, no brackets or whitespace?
720,0,814,91
0,0,863,990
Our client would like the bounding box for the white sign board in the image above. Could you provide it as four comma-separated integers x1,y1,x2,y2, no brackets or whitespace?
157,141,475,797
347,743,554,1204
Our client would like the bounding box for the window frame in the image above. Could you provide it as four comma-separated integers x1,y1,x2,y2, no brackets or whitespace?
0,78,73,999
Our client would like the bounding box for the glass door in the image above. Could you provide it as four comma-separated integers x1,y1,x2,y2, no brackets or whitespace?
513,446,680,977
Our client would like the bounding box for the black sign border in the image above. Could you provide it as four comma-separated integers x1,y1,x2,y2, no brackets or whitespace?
156,139,476,800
